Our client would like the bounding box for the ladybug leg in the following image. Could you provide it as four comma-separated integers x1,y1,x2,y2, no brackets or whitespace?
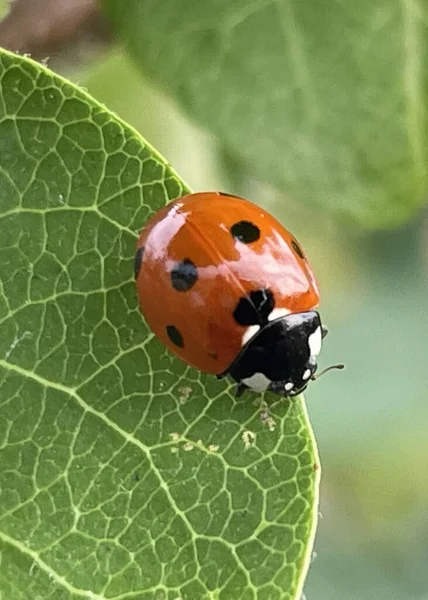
234,382,248,398
321,326,329,339
216,374,223,380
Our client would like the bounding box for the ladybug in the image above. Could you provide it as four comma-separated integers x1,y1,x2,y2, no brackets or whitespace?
135,192,341,397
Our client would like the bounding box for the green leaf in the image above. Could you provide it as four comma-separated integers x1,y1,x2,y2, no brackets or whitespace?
0,48,320,599
103,0,428,230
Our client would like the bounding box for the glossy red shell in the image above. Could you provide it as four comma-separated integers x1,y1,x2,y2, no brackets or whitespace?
135,192,320,375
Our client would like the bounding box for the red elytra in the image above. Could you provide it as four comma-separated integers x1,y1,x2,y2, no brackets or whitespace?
134,192,321,395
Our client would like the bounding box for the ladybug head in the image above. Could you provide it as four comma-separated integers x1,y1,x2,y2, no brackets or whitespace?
227,311,330,397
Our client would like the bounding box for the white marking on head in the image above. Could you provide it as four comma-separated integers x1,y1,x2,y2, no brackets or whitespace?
242,372,271,392
302,369,311,381
284,382,294,392
242,325,260,346
268,307,290,321
308,326,322,357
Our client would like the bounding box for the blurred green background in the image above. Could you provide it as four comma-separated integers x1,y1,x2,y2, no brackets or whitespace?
83,50,428,600
3,0,428,595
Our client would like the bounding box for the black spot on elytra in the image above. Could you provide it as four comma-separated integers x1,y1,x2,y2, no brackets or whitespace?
166,325,184,347
233,288,275,326
230,221,260,244
291,240,305,259
134,246,144,278
171,259,198,291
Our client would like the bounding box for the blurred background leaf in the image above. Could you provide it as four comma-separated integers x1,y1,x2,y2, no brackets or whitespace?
103,0,428,229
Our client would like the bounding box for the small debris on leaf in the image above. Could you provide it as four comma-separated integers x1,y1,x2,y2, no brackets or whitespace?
242,430,256,449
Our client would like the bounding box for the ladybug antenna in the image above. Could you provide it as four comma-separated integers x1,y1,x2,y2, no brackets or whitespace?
311,363,345,381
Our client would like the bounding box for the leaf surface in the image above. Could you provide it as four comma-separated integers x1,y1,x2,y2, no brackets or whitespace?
0,48,319,599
